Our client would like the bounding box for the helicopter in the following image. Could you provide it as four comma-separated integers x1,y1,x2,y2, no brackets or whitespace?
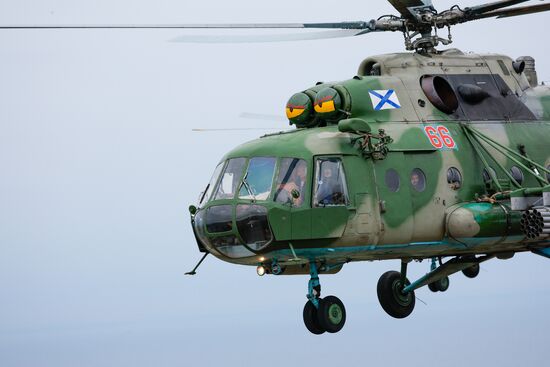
6,0,549,335
183,0,550,335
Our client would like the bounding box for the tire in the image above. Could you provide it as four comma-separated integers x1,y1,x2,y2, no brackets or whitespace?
377,270,415,319
317,295,346,333
436,276,450,292
428,282,439,292
462,264,480,278
303,300,325,335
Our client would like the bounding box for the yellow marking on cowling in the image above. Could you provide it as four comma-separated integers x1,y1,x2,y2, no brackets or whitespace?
314,100,336,113
286,107,305,119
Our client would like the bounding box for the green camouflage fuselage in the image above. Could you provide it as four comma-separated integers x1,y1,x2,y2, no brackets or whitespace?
191,49,550,273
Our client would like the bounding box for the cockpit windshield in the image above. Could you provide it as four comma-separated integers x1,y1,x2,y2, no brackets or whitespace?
200,162,224,205
213,158,246,200
238,157,276,201
203,156,307,204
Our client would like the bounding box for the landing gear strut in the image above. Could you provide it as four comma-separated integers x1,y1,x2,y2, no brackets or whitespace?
377,261,416,318
377,255,493,318
428,258,450,292
302,262,346,334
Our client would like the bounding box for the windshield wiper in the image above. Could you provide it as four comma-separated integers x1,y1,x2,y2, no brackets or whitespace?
241,173,257,202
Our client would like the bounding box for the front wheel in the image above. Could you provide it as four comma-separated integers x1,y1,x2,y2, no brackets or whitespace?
317,296,346,333
377,271,415,319
303,300,325,335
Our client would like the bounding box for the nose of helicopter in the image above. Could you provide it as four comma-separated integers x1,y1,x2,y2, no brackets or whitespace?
192,203,274,259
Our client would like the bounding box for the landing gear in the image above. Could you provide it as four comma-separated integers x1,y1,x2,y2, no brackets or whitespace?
299,255,490,331
302,262,346,334
462,264,480,278
303,300,325,335
427,257,450,292
377,262,416,318
428,276,450,292
318,296,346,333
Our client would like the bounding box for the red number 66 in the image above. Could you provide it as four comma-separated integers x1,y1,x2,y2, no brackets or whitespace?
424,125,456,149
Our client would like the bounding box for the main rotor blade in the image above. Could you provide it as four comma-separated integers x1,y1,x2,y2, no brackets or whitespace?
464,0,530,15
172,29,367,43
387,0,434,19
192,128,282,132
239,112,286,122
472,3,550,19
0,21,371,30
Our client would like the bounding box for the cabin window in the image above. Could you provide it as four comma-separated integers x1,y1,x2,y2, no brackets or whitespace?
385,169,400,192
410,168,426,192
210,235,255,258
274,158,308,207
200,162,224,204
482,167,497,184
510,166,524,185
214,158,246,200
238,157,277,201
313,157,349,207
447,167,462,190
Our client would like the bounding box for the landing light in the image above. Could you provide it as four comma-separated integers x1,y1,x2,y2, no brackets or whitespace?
256,265,266,277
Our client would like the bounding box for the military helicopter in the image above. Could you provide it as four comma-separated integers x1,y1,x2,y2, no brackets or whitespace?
183,0,550,335
6,0,549,335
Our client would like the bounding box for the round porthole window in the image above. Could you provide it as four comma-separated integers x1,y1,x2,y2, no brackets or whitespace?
385,169,400,192
410,168,426,192
482,167,497,183
447,167,462,190
510,166,524,185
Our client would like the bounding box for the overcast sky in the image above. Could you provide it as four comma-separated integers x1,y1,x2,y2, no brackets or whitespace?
1,1,549,366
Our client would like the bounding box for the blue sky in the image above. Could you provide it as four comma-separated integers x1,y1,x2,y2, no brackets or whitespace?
1,1,549,366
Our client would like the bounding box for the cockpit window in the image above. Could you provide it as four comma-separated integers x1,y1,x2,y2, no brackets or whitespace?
238,157,276,201
200,162,224,204
314,157,349,207
274,158,308,207
213,158,246,200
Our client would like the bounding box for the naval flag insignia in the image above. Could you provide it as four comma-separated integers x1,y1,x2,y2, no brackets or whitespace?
368,89,401,110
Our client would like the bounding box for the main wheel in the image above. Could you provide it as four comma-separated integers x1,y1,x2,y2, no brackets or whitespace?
303,300,325,335
377,271,415,319
428,281,439,292
462,264,480,278
435,276,450,292
317,295,346,333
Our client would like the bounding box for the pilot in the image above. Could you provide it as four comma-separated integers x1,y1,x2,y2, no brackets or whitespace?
316,164,343,205
289,161,307,199
275,160,307,206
